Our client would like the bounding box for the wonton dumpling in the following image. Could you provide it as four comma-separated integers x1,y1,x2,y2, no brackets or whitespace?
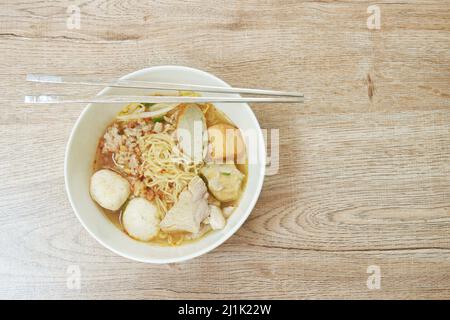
208,205,226,230
90,169,130,210
159,176,209,234
200,163,244,202
222,206,236,218
122,198,160,241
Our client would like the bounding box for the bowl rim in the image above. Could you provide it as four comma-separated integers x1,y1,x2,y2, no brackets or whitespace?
64,65,266,263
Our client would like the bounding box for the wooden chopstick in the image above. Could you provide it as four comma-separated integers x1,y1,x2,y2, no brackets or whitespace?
24,94,304,104
26,74,303,98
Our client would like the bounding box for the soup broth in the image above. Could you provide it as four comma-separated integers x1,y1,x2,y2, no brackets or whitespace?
92,100,247,246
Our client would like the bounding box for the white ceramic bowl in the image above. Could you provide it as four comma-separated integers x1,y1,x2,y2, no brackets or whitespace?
65,66,265,263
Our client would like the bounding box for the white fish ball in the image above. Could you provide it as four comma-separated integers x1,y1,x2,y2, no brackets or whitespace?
122,198,160,241
90,169,130,211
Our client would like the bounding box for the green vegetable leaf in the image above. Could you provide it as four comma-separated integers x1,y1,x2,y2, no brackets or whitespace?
153,116,164,122
142,103,155,109
221,172,231,176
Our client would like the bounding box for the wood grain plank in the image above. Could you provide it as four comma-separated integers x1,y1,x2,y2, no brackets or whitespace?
0,0,449,299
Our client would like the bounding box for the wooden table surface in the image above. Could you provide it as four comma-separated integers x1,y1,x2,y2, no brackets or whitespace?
1,0,449,299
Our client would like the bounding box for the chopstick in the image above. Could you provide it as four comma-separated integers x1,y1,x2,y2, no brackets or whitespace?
24,94,303,104
26,74,303,98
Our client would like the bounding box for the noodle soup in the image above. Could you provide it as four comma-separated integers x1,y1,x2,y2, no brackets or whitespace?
91,95,247,246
